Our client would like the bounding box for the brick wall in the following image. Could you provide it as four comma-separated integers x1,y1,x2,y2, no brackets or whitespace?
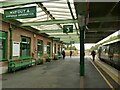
2,21,61,61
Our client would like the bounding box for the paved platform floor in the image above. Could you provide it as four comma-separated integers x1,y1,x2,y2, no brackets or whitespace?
2,56,120,89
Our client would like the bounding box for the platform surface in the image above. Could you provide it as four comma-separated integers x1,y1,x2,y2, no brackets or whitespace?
2,56,120,89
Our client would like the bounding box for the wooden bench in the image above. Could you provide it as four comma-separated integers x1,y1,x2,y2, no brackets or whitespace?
8,56,34,72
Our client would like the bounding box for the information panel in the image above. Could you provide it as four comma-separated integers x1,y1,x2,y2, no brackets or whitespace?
13,41,20,56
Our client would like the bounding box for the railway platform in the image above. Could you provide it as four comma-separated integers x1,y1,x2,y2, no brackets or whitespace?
1,55,120,89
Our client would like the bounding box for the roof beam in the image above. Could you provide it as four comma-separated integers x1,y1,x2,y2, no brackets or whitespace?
36,2,63,29
87,27,118,32
61,39,79,41
21,19,77,26
89,16,120,23
1,0,58,8
98,2,119,28
67,0,79,35
39,29,79,33
49,35,78,37
1,0,48,8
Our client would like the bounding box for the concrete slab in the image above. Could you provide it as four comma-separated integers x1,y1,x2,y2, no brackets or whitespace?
2,56,80,88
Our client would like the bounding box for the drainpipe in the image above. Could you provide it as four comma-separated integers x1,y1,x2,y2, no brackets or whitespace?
9,24,13,59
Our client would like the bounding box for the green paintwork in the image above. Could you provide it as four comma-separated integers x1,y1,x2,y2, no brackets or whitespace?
63,25,73,33
20,36,30,57
9,27,13,59
37,40,43,56
4,6,36,20
21,19,77,26
80,26,85,76
0,31,7,61
8,56,33,72
53,38,60,41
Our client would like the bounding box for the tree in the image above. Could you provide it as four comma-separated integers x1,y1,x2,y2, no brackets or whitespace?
90,34,120,51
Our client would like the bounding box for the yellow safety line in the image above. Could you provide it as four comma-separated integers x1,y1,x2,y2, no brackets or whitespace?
89,57,115,90
96,60,120,85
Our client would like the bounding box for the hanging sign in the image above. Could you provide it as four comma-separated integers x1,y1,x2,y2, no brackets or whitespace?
53,38,60,41
4,6,36,20
63,25,73,33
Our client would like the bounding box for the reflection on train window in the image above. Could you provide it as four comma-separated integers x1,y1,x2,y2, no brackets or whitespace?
115,41,120,54
20,36,30,57
37,39,43,56
105,48,107,53
0,31,7,61
102,46,106,53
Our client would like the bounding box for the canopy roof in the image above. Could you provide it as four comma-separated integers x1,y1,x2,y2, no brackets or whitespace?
1,0,120,44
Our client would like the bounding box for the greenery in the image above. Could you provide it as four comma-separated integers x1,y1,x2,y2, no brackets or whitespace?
64,44,77,50
89,34,120,52
40,58,46,64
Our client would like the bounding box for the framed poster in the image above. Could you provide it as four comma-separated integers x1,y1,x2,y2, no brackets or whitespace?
13,41,20,56
44,45,47,54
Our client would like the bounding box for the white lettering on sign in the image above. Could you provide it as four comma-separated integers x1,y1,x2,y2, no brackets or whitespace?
66,27,70,32
9,9,30,14
26,9,30,13
4,6,36,19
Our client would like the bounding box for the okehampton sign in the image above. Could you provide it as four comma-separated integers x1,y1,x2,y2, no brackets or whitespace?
4,6,36,19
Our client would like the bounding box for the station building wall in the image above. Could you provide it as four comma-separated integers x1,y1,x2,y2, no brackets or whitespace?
0,21,62,74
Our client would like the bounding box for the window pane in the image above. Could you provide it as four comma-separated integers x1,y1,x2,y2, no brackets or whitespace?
0,31,6,60
20,36,30,57
37,40,43,56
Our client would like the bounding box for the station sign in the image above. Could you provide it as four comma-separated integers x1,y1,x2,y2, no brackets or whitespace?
70,41,75,44
63,25,73,33
4,6,36,20
53,38,60,41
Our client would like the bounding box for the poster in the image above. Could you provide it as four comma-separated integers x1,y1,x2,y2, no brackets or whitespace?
44,45,47,54
13,41,20,56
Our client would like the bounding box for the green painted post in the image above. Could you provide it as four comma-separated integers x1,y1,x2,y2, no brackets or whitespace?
80,26,85,76
9,25,13,59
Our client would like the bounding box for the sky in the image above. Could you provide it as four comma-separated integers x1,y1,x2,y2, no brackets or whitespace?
73,30,120,50
73,43,95,50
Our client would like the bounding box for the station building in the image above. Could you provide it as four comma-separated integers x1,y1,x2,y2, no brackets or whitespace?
0,14,63,73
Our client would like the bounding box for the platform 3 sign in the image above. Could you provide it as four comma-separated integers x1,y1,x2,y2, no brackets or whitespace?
63,25,73,33
4,6,36,20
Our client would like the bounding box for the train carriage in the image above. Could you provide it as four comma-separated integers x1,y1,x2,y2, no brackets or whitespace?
98,39,120,70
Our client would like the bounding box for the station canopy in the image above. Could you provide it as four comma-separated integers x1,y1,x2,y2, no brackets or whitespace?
1,0,120,44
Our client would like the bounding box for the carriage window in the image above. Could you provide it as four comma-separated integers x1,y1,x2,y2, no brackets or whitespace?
102,46,106,53
114,41,120,54
0,31,7,61
20,36,30,57
104,46,109,53
37,40,43,56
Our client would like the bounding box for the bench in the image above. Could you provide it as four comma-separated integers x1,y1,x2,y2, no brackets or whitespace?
58,55,62,59
8,56,34,72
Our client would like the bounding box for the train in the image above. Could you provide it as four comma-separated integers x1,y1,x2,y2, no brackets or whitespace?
98,39,120,70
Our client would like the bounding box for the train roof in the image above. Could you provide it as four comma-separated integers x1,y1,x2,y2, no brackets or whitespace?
102,39,120,46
